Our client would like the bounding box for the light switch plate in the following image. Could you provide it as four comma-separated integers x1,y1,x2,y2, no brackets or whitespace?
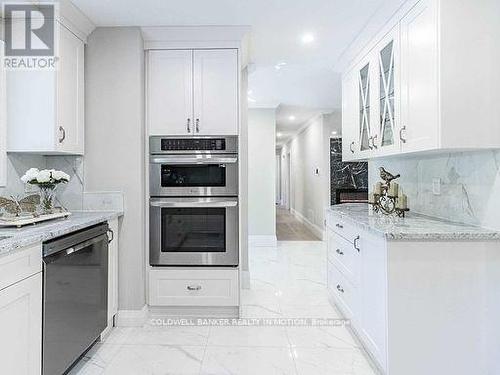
432,178,441,195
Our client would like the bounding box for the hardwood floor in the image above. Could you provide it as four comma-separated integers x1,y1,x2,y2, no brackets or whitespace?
276,206,321,241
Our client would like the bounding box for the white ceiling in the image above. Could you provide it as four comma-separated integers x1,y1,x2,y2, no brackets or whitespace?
275,105,327,147
71,0,406,110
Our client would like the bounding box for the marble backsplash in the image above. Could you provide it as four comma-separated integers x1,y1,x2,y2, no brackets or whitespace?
369,150,500,230
0,154,85,211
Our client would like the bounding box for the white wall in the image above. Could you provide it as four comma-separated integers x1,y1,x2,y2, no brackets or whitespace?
248,108,276,244
85,27,146,311
281,113,338,238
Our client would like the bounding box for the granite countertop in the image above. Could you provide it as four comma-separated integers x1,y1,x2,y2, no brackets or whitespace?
0,211,123,257
327,203,500,241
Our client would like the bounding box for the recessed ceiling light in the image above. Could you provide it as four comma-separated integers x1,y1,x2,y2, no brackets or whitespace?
289,115,296,121
301,32,315,44
331,130,338,135
277,132,283,137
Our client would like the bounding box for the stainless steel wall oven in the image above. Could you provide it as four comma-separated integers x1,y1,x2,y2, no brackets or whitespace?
149,136,239,267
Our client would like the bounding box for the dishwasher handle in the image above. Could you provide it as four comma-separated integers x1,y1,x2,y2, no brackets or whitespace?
43,234,108,263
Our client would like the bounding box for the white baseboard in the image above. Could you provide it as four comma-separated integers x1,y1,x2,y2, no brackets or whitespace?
115,305,149,327
290,208,325,240
248,235,277,247
241,270,251,289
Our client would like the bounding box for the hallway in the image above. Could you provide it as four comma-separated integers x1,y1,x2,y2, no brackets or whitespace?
276,206,321,241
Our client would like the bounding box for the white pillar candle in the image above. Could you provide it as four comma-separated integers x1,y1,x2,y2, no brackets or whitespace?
388,182,399,197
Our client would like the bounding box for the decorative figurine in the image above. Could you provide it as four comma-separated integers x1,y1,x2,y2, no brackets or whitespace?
369,168,409,217
0,195,41,216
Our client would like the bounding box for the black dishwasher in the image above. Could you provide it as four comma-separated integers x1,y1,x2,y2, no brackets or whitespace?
42,223,109,375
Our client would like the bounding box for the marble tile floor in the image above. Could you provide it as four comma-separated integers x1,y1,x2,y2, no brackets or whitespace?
276,207,321,241
70,241,378,375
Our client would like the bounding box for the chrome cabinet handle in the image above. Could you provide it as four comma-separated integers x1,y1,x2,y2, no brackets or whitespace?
350,141,355,153
399,126,407,143
335,223,343,229
187,118,191,133
336,284,344,293
107,228,114,244
372,134,378,149
58,126,66,143
368,136,374,150
195,118,200,133
187,285,202,291
353,235,360,252
336,249,344,256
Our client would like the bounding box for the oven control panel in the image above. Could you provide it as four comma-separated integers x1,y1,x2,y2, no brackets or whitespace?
161,138,226,151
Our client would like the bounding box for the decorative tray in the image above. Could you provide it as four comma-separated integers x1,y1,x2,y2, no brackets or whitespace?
0,211,71,228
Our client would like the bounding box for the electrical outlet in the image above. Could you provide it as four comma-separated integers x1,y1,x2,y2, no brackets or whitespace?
432,178,441,195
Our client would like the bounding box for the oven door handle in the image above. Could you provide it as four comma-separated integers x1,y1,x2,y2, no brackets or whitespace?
150,199,238,208
150,157,238,165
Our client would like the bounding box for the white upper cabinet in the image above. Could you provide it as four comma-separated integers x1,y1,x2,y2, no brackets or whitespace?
148,50,194,136
342,0,500,160
373,26,400,156
341,69,358,161
0,41,6,186
148,48,239,136
7,21,85,155
399,0,439,153
193,49,238,135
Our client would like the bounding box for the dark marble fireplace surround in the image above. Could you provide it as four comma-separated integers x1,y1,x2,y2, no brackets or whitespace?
330,138,368,205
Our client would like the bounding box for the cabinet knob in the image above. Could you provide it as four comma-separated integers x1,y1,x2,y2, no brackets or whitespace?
107,229,114,244
58,126,66,143
336,284,345,293
350,141,355,153
187,285,202,291
399,126,407,143
187,119,191,133
195,118,200,133
336,248,344,256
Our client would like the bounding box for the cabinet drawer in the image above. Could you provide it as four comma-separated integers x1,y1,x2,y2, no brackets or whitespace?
327,231,361,286
0,243,42,291
327,261,358,321
149,269,238,307
326,213,361,245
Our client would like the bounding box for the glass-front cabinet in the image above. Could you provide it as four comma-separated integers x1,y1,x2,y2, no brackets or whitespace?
345,25,400,160
373,25,400,155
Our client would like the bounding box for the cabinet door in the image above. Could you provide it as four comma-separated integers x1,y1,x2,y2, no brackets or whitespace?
360,233,387,371
148,50,193,136
373,26,401,156
193,49,238,135
341,69,359,161
400,0,439,153
57,24,85,154
0,40,6,185
0,273,42,375
356,58,376,157
107,218,119,323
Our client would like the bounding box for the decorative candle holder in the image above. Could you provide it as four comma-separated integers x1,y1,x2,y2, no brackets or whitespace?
368,168,409,217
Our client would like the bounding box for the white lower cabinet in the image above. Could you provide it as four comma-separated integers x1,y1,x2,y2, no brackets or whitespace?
149,268,239,307
0,257,42,375
327,222,387,370
327,209,500,375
